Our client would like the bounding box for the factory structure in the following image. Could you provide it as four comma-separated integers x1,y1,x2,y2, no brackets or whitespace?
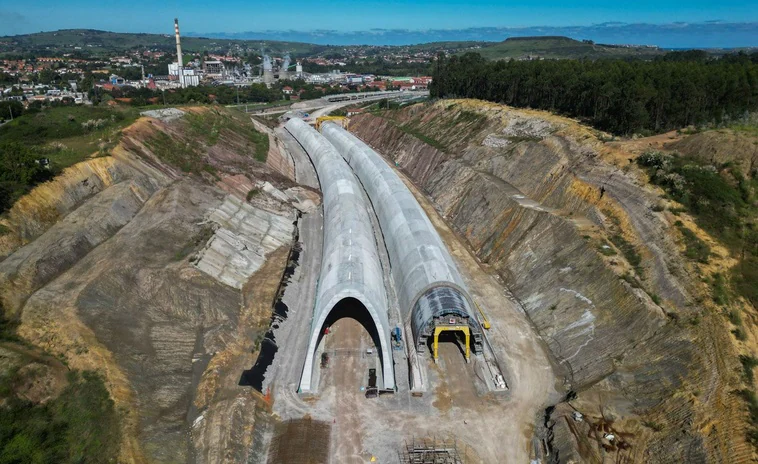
98,18,428,92
285,118,487,394
160,18,399,90
162,18,306,89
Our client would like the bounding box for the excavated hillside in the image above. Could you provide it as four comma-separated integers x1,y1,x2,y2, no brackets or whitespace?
0,106,313,463
350,100,755,463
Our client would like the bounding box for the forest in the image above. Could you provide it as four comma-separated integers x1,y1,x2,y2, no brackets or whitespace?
430,52,758,135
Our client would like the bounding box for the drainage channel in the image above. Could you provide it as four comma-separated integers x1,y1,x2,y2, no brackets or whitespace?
240,212,302,392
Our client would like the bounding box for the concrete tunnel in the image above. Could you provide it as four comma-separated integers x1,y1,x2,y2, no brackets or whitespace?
321,122,483,362
284,118,395,393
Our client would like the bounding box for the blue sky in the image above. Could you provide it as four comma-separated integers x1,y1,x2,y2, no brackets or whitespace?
1,0,757,46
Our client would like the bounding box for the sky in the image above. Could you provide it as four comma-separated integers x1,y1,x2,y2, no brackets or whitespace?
1,0,758,47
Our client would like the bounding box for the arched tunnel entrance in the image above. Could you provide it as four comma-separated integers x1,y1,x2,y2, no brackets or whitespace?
310,297,390,392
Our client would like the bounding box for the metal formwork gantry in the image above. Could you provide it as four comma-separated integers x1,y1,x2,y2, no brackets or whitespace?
432,325,470,363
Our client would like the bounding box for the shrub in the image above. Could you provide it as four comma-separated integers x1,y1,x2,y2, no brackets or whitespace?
637,151,671,169
733,327,748,341
610,234,642,273
741,355,758,383
676,223,711,263
712,273,730,306
0,371,121,463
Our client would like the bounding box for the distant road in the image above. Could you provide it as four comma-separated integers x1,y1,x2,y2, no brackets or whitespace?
230,90,429,116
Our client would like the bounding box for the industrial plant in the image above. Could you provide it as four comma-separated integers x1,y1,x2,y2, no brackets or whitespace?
162,18,305,89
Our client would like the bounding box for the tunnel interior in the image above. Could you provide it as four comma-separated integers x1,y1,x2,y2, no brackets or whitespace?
313,297,387,388
426,328,470,361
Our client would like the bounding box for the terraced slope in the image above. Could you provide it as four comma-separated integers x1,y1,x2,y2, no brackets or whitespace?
0,106,308,462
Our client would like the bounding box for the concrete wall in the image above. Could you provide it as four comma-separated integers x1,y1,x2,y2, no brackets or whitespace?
284,118,394,392
321,123,481,352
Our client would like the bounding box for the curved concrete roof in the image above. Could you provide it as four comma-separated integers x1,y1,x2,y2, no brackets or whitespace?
284,118,394,392
321,123,480,349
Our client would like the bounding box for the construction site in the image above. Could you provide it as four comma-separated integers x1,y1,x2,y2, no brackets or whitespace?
247,108,554,464
3,70,748,463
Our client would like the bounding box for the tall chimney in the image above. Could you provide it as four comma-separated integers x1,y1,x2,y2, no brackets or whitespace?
174,18,184,88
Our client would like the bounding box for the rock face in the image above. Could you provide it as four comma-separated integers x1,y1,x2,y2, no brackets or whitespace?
0,107,299,463
0,154,167,259
349,100,749,462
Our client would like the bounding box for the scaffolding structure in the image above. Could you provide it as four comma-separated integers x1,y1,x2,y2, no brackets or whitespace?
399,437,474,464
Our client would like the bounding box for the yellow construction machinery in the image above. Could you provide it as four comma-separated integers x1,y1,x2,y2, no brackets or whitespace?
432,324,470,362
315,115,348,131
475,301,491,329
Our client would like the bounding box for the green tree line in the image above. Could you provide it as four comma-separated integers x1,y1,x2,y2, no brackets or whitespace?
105,83,278,106
430,52,758,135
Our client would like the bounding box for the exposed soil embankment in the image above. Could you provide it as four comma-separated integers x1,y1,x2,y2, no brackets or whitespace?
0,106,301,463
350,100,751,462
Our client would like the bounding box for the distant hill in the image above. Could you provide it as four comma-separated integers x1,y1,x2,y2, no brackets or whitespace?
473,36,666,60
0,29,326,58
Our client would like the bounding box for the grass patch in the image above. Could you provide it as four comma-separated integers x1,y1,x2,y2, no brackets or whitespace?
173,108,269,162
734,327,748,341
610,233,643,275
246,189,260,201
0,106,138,214
676,223,711,263
173,225,214,262
729,309,743,326
637,150,758,306
396,122,446,151
0,106,138,146
650,293,662,305
597,241,617,256
736,389,758,447
145,130,204,173
0,370,121,463
741,355,758,383
642,420,663,432
712,273,731,306
252,132,269,162
0,303,19,343
620,272,642,288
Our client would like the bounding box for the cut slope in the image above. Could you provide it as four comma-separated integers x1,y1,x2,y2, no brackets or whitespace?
349,99,751,462
0,105,302,463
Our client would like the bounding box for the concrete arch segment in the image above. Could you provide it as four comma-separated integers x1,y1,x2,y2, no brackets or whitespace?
284,118,395,393
321,123,482,353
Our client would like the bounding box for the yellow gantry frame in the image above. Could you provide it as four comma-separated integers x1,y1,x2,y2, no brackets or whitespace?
315,116,348,131
432,325,470,362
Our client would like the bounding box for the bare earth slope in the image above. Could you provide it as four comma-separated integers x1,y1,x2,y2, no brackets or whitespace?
350,100,753,463
0,106,305,463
